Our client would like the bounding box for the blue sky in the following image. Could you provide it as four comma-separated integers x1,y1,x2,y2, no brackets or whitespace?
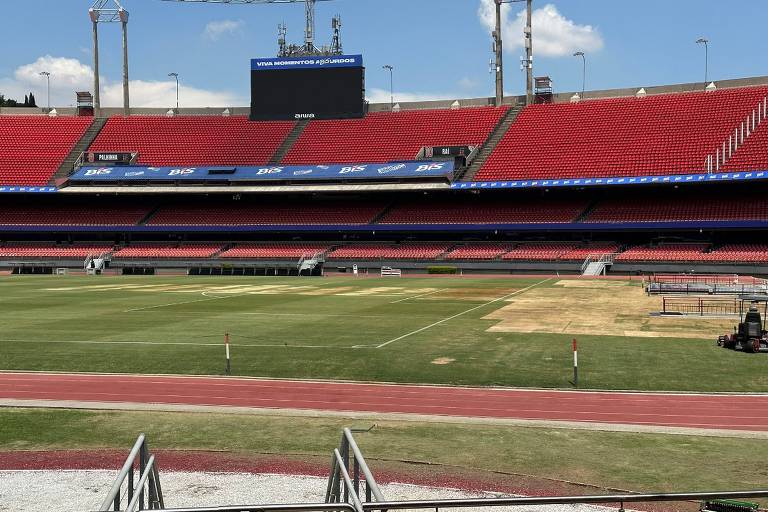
0,0,766,107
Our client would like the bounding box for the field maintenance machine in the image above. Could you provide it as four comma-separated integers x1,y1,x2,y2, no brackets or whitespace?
717,297,768,353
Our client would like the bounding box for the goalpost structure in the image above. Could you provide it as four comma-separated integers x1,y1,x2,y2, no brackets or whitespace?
55,268,69,276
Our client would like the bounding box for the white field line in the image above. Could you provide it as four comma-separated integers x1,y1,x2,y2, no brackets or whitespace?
375,278,554,349
0,339,365,349
389,289,441,304
124,293,250,312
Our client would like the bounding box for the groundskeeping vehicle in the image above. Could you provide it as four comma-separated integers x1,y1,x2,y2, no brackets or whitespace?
717,299,768,353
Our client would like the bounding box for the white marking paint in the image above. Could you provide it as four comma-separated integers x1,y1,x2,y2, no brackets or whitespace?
375,278,554,348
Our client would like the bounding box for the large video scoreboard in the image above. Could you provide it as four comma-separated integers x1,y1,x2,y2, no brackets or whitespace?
250,54,365,121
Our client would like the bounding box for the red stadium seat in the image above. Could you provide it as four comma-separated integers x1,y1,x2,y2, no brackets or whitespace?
0,116,92,186
284,107,508,164
326,242,452,260
475,86,768,182
219,243,332,259
111,243,224,259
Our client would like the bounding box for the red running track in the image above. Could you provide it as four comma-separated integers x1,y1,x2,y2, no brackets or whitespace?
1,372,767,431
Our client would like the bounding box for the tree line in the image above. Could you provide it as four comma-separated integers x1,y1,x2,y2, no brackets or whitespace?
0,92,38,107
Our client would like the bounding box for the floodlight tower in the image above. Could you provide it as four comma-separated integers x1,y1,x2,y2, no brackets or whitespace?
492,0,533,106
89,0,130,116
160,0,335,55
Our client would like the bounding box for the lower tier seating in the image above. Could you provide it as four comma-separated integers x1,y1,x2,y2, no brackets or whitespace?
326,243,453,260
111,244,224,259
586,195,768,223
500,242,579,261
379,198,586,224
219,243,332,259
443,243,513,260
0,205,151,226
0,244,112,258
615,244,710,262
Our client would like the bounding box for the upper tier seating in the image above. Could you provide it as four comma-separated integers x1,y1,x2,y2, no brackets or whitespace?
111,244,223,259
219,243,332,259
586,195,768,223
0,116,92,186
0,205,150,225
326,242,452,260
500,242,579,261
723,121,768,171
88,116,294,167
476,86,768,182
379,197,585,224
0,244,112,258
615,244,710,262
283,107,507,164
148,201,385,226
443,243,512,260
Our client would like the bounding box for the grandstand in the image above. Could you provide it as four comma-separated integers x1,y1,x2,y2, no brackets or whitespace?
2,77,768,276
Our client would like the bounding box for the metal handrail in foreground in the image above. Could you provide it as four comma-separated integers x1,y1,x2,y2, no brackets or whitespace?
118,490,768,512
99,433,164,511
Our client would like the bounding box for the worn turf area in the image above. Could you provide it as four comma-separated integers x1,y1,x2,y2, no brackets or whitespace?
1,407,767,494
1,275,766,392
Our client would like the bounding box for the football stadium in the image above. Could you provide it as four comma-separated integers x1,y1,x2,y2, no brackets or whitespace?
2,1,768,511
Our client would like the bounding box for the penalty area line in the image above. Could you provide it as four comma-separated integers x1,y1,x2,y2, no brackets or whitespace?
374,277,554,349
0,339,365,349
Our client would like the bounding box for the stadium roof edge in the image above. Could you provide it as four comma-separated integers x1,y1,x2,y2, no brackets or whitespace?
3,75,768,117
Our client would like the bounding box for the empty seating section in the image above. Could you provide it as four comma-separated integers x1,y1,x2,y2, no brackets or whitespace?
0,244,112,258
616,244,710,262
0,116,92,186
444,243,512,260
219,243,331,259
559,242,622,260
586,195,768,222
723,123,768,171
0,205,150,225
326,243,452,260
500,242,578,261
283,107,507,165
476,86,768,182
380,198,585,224
88,116,294,167
149,201,385,225
704,244,768,263
112,244,223,259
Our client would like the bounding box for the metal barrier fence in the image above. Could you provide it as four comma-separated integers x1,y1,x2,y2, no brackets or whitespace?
99,434,164,511
662,296,740,315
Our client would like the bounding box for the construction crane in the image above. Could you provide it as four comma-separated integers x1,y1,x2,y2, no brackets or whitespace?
160,0,340,56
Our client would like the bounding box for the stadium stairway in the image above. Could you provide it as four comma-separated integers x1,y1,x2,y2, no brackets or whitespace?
50,117,109,185
269,120,307,165
137,205,162,226
574,198,602,223
459,105,524,182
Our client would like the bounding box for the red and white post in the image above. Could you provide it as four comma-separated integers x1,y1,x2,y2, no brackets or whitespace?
224,332,231,376
572,338,578,387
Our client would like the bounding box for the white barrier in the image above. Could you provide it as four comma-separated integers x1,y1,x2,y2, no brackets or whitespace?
381,266,402,277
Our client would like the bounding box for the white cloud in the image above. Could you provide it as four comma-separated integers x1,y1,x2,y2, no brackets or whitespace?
0,55,244,108
203,20,245,41
102,79,243,108
478,1,603,57
367,88,458,104
458,77,479,90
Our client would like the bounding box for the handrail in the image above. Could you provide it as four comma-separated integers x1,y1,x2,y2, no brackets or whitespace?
334,449,364,512
342,428,384,502
99,434,146,511
705,96,766,172
126,455,156,512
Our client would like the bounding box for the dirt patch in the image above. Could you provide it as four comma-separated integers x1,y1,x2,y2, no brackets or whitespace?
431,357,456,365
555,280,631,289
423,288,520,302
484,284,733,339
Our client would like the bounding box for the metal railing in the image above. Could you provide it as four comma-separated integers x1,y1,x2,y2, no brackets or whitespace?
99,434,164,511
706,96,767,173
326,428,385,512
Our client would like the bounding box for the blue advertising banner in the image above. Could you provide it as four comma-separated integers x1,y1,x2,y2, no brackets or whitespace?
69,160,454,182
251,54,363,71
451,170,768,190
0,186,57,193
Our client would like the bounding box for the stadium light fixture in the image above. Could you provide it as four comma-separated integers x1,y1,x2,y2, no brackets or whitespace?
168,72,179,111
382,65,394,110
39,71,51,111
696,38,709,84
573,51,585,99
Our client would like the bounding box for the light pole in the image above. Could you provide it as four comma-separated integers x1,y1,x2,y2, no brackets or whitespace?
39,71,51,111
382,65,394,110
168,72,179,111
573,51,585,99
696,38,709,84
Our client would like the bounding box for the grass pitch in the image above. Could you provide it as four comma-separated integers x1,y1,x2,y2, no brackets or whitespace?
1,274,766,392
